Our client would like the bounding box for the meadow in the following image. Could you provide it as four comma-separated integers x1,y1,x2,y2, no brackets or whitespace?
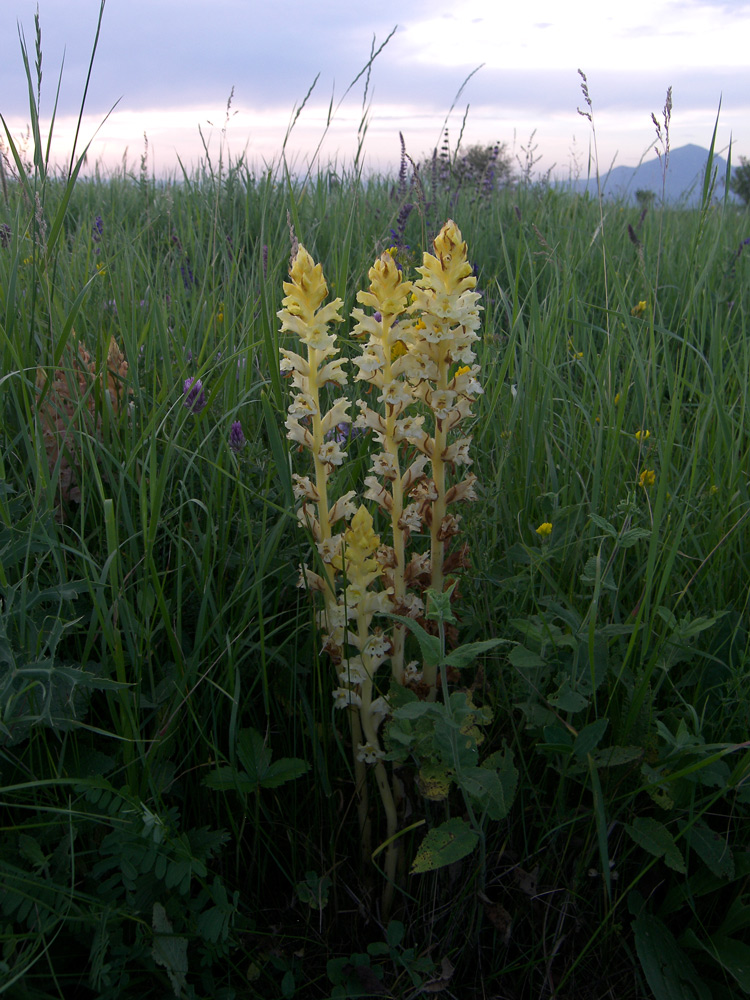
2,22,750,1000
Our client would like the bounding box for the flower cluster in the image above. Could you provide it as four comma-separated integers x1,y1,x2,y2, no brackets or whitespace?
280,219,483,708
183,376,207,414
278,220,484,909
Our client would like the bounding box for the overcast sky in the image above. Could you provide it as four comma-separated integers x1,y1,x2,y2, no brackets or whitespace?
1,0,746,179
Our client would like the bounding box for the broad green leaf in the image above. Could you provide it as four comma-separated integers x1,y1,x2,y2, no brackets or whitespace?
417,763,453,800
442,638,505,670
549,681,589,713
411,818,479,874
682,930,750,993
386,613,441,667
261,756,310,789
203,766,256,794
236,728,272,785
683,821,734,880
463,761,516,821
392,701,439,722
619,526,652,547
626,817,686,874
633,913,711,1000
152,902,189,998
573,718,609,760
508,644,546,669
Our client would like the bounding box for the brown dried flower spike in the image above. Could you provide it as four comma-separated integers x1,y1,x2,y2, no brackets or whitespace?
36,336,130,504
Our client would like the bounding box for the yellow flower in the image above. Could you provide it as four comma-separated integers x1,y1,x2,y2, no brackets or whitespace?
635,429,650,442
631,300,648,317
357,252,412,319
277,246,344,354
614,392,621,405
567,338,583,359
216,302,224,324
536,522,553,537
709,484,718,495
390,339,407,362
639,469,656,490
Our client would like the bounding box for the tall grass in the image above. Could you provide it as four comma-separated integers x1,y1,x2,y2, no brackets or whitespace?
1,18,749,1000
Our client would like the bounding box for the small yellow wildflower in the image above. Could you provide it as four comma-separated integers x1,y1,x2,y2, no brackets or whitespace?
614,392,621,405
96,261,107,275
567,338,583,359
536,522,553,537
639,469,656,490
216,303,224,324
635,429,650,442
631,300,648,317
709,484,719,495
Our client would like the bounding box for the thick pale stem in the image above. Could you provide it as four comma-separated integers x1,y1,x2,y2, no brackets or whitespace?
424,344,449,697
357,606,399,914
381,316,406,684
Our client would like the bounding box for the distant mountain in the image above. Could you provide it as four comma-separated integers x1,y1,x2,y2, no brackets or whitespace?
562,144,734,206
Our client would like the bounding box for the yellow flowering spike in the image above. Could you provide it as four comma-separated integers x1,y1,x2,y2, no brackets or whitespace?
635,429,650,442
536,522,553,537
422,220,476,295
631,300,648,317
410,220,482,354
357,253,412,319
278,246,343,353
345,505,380,560
639,469,656,489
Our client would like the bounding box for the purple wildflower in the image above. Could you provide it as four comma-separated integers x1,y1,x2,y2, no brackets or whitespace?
325,422,361,446
0,223,11,248
180,257,195,290
92,215,103,254
262,244,268,279
183,377,207,414
229,420,246,453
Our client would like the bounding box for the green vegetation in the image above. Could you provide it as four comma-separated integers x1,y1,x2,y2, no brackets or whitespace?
1,16,750,1000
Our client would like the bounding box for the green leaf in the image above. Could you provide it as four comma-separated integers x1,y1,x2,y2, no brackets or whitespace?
386,613,441,667
411,818,479,874
203,766,257,794
573,718,609,760
261,756,310,789
417,762,454,800
508,644,546,669
152,903,189,998
682,930,750,993
625,817,686,874
392,701,439,722
683,821,734,880
633,913,711,1000
549,680,589,713
442,638,505,670
619,526,652,547
236,727,271,783
480,747,518,820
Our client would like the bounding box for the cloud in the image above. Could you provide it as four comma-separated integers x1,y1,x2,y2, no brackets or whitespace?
1,0,746,175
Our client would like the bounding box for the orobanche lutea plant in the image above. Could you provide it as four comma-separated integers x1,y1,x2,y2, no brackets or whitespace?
278,221,510,912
